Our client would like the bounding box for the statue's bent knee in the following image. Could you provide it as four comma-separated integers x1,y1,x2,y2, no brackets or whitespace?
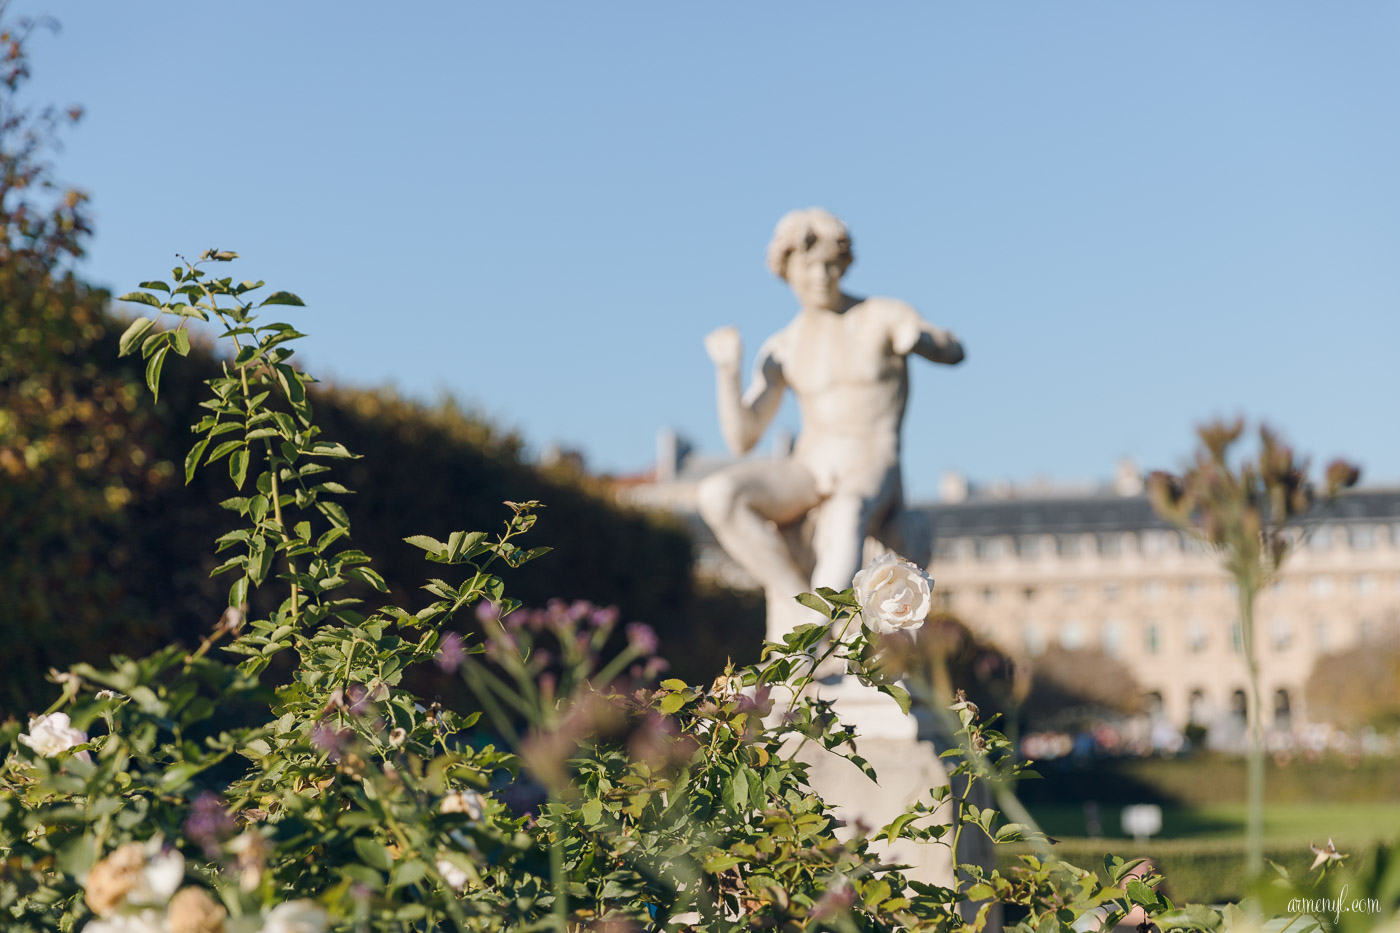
696,472,739,527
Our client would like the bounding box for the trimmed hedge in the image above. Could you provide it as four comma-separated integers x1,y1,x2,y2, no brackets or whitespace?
1019,754,1400,806
1,298,762,715
998,837,1370,905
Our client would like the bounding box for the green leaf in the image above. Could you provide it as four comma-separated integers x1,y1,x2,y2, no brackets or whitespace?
171,328,191,357
352,837,394,872
185,436,212,484
794,592,833,618
580,798,603,826
703,852,744,873
403,535,448,555
862,879,891,907
879,682,912,715
145,345,170,401
230,448,250,489
118,317,155,356
206,439,243,465
138,280,171,293
1126,879,1158,907
658,692,686,715
118,290,163,308
260,290,306,306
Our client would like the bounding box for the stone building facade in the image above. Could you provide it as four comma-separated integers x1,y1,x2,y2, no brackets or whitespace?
616,438,1400,730
918,485,1400,731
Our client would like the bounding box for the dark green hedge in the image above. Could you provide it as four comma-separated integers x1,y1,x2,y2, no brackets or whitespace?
1,288,761,715
1018,754,1400,807
998,837,1371,905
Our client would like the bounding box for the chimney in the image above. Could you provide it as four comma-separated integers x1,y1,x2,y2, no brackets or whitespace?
939,470,969,504
1114,458,1145,496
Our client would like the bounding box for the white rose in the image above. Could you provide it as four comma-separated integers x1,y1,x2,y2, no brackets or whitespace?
259,900,328,933
852,553,933,634
436,856,471,891
19,711,91,762
129,846,184,907
440,790,485,820
82,909,165,933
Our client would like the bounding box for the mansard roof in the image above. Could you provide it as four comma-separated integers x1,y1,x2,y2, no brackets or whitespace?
913,488,1400,539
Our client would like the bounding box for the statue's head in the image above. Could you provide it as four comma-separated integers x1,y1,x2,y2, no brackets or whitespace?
765,208,854,309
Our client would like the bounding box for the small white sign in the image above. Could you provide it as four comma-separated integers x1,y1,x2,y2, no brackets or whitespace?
1121,804,1163,842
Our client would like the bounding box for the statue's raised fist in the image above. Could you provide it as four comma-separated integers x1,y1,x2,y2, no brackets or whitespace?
704,325,743,369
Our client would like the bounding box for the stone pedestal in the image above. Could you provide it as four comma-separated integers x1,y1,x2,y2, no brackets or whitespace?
794,676,999,927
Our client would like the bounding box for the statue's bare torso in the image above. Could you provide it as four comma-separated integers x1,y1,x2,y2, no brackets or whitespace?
698,210,964,641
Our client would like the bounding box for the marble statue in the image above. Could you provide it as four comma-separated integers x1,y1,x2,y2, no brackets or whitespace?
699,208,966,644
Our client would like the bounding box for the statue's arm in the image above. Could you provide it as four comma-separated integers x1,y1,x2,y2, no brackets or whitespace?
889,301,966,365
705,326,784,456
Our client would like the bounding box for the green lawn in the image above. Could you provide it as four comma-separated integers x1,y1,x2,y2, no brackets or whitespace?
1026,801,1400,843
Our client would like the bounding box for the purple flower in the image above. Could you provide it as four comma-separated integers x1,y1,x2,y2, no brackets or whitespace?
626,623,659,656
589,606,619,630
475,601,500,623
436,631,466,674
184,791,235,858
347,684,371,715
311,723,351,759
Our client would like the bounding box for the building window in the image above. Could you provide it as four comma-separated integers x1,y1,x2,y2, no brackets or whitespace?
1143,691,1164,717
1229,621,1243,653
933,538,958,562
1274,689,1292,729
1024,623,1046,656
1358,618,1376,642
1060,583,1079,601
1185,580,1203,598
1022,586,1037,602
1349,526,1375,550
1102,620,1124,657
1314,619,1330,651
981,586,997,604
1139,530,1171,556
1355,574,1377,596
1142,581,1165,602
1016,536,1040,559
975,537,1004,561
1059,620,1086,650
1308,576,1334,598
1188,690,1210,725
1097,533,1122,556
1057,535,1081,558
1186,619,1208,654
1144,622,1161,655
1229,689,1248,727
1103,583,1122,602
1270,618,1293,651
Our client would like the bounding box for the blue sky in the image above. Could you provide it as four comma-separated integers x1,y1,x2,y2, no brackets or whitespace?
18,3,1400,500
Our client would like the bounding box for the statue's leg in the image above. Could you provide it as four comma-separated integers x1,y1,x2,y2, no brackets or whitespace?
696,459,821,642
809,467,901,594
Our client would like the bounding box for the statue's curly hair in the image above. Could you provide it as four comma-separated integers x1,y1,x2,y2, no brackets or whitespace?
765,207,854,281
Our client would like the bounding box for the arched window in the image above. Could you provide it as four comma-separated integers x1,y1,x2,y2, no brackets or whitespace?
1230,689,1248,726
1143,691,1164,717
1273,689,1292,729
1188,690,1210,725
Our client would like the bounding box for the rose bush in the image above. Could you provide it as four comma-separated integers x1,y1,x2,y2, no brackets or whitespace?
1,252,1394,933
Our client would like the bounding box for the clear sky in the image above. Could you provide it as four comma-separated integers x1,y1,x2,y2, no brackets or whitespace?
17,3,1400,501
